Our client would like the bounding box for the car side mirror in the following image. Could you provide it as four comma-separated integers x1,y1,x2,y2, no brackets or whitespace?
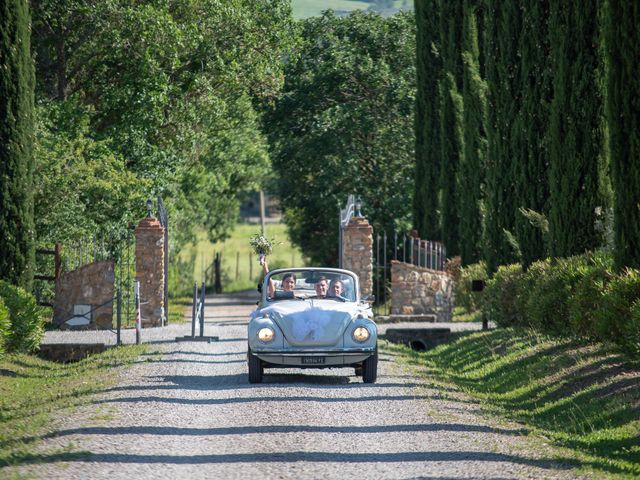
257,283,262,293
362,294,375,304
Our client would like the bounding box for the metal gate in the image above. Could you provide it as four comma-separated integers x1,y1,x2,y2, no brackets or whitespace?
338,194,357,268
373,231,446,315
34,244,61,307
48,228,137,327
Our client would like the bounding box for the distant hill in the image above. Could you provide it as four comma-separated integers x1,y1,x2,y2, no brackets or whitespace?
291,0,413,20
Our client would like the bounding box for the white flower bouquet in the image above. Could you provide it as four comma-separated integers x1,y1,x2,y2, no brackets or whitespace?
249,233,279,263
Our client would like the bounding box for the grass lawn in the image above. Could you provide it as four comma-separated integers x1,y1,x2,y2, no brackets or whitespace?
452,306,482,322
386,330,640,479
167,296,192,324
178,222,306,293
0,345,154,469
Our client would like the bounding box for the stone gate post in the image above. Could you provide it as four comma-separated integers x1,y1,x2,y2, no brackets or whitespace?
135,216,165,327
342,216,373,298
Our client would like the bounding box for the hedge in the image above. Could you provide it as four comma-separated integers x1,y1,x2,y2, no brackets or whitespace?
0,298,9,358
0,280,45,354
458,251,640,356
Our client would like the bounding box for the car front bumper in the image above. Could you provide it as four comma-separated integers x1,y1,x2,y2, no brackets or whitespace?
252,347,375,367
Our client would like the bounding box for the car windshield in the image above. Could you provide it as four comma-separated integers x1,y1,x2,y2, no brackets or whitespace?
266,270,356,302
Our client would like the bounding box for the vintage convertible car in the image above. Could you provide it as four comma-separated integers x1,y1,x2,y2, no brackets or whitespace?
247,267,377,384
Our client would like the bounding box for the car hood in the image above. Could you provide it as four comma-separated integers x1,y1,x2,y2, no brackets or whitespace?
259,300,357,347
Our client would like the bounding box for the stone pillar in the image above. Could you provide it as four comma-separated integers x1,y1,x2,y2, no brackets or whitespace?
135,217,165,327
342,216,373,298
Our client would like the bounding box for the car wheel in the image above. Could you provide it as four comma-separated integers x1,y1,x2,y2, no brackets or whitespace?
362,350,378,384
248,349,263,384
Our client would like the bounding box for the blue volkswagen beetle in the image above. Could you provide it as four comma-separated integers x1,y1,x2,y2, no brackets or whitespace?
247,267,378,383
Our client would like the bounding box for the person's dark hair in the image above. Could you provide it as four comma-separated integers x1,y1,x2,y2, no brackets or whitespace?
316,276,328,284
283,273,297,283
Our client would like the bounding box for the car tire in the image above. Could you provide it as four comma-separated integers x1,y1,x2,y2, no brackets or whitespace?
248,349,263,384
362,349,378,384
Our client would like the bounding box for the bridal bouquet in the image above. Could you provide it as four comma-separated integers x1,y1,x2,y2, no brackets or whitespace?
249,233,278,263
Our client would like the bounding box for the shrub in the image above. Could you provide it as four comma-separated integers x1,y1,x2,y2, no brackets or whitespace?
0,280,45,353
0,298,9,358
630,300,640,356
456,261,488,313
565,252,614,340
594,269,640,355
445,256,462,283
168,254,196,298
483,264,524,327
480,250,640,357
524,258,583,335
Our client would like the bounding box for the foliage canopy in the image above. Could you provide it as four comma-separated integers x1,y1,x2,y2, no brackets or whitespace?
266,10,416,265
30,0,296,249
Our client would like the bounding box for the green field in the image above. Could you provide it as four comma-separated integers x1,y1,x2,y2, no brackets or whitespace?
178,223,307,293
291,0,371,19
291,0,412,20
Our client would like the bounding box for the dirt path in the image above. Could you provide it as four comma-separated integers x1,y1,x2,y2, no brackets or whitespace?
9,291,587,479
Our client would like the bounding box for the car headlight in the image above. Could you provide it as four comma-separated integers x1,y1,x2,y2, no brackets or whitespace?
352,326,370,343
257,327,275,343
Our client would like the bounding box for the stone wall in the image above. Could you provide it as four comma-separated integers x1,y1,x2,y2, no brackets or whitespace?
390,260,454,322
135,217,165,327
342,216,373,298
53,260,115,329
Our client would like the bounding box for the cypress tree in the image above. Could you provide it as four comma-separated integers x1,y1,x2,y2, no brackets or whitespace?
0,0,36,289
459,0,487,265
413,0,442,240
548,0,602,258
483,0,522,272
515,0,552,267
606,1,640,269
438,0,464,256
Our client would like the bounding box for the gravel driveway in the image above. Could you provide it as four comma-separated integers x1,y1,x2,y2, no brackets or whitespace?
10,292,586,479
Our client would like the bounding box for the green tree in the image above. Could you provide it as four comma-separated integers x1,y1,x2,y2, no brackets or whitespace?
33,99,148,244
605,1,640,269
31,0,296,248
548,0,603,258
483,0,523,272
0,0,36,289
413,0,441,240
266,11,416,265
459,0,487,265
438,0,464,257
515,0,552,267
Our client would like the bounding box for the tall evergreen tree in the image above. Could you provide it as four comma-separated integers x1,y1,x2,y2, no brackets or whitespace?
548,0,602,258
459,0,487,265
515,0,552,267
413,0,442,240
483,0,523,272
0,0,36,289
606,1,640,269
438,0,464,256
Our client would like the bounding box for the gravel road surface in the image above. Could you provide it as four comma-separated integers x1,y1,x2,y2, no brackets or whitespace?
9,292,586,480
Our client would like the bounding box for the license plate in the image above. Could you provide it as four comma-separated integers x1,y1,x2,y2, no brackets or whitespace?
302,356,325,365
